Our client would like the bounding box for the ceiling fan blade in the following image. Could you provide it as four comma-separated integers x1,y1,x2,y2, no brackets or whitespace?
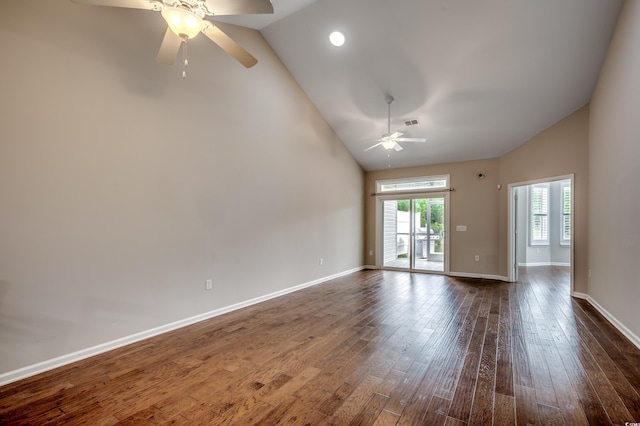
394,144,404,151
396,137,427,143
389,132,403,139
156,27,183,65
363,142,383,152
201,24,258,68
71,0,160,10
203,0,274,16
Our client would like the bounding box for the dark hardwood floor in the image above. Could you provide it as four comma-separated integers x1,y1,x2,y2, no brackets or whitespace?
1,267,639,425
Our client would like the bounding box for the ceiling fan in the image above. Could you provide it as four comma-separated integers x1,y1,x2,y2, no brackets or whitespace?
364,95,426,152
70,0,274,69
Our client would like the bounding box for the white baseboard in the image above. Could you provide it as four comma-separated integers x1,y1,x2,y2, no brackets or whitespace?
572,292,640,351
518,262,570,267
449,271,510,282
0,266,365,387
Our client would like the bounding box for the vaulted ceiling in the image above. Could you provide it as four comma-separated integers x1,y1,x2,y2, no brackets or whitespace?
224,0,622,171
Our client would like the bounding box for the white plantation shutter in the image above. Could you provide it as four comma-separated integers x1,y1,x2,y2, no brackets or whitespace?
530,184,549,244
561,183,571,244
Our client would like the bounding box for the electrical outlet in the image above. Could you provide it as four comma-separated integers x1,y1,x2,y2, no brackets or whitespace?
205,279,212,290
369,250,373,256
474,255,480,262
319,258,323,266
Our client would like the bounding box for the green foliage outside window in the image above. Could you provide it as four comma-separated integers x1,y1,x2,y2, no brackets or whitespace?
396,199,444,232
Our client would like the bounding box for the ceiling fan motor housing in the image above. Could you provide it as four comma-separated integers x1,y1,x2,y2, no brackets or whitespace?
363,95,427,152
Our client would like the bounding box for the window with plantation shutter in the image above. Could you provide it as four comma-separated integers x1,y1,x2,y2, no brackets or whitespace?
530,184,549,245
561,182,571,245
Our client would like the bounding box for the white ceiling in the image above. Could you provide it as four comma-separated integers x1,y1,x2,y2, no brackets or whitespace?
226,0,622,171
213,0,317,29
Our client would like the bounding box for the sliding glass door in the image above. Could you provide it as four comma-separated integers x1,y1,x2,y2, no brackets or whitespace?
381,196,446,272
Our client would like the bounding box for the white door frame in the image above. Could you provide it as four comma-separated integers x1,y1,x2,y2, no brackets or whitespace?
507,174,574,292
375,191,450,274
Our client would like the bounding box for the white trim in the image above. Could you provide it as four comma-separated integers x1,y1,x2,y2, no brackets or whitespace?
517,262,571,267
509,174,574,188
572,292,640,351
449,271,510,282
0,266,365,387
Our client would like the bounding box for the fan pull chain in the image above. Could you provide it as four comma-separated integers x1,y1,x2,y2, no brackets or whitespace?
182,37,189,79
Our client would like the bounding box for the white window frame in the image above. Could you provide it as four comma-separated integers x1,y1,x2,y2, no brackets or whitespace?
529,183,549,246
560,181,571,246
376,175,450,194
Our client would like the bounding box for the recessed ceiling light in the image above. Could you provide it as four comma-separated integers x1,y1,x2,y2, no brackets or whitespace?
329,31,345,47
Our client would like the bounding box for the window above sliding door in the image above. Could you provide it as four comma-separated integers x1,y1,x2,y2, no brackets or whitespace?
376,175,449,194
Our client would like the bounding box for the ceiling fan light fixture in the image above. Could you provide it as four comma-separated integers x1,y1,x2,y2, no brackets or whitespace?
363,96,426,153
162,6,204,39
381,140,396,150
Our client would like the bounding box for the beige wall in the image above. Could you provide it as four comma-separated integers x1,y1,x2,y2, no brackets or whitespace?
589,0,640,340
498,106,590,291
0,1,364,374
365,106,589,287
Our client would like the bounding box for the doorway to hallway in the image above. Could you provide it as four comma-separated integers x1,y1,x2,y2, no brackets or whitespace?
508,175,573,292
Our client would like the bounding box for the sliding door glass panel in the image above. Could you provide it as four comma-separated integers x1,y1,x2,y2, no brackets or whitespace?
413,197,445,272
382,199,410,269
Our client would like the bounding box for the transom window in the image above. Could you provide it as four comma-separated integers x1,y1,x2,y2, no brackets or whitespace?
377,175,449,193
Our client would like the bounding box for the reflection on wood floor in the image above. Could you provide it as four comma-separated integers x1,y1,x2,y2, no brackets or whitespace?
1,266,639,424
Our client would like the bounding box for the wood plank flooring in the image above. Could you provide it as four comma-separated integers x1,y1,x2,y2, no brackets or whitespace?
1,266,639,425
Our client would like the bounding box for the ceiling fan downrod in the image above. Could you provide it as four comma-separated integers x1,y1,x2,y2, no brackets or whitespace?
386,95,394,135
